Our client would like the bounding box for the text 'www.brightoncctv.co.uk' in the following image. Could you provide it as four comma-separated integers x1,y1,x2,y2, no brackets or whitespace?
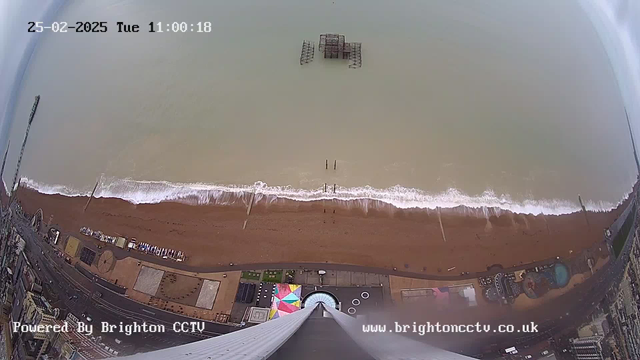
362,322,539,335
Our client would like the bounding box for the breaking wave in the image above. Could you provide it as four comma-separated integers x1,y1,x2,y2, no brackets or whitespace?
19,176,624,216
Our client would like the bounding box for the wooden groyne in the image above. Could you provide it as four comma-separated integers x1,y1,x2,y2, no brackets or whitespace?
83,175,102,213
243,191,256,230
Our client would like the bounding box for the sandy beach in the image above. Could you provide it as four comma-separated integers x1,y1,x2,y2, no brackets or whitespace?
14,183,635,275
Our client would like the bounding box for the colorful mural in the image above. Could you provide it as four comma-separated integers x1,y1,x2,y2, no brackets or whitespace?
269,284,302,320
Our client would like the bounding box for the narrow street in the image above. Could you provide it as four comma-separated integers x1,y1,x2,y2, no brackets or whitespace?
13,216,238,355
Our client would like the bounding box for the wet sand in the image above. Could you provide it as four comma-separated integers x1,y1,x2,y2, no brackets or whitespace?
15,185,635,275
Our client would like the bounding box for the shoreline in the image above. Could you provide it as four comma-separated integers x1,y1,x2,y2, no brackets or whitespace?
14,181,637,275
21,176,630,215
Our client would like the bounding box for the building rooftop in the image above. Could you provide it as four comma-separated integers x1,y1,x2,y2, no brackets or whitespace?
28,292,52,316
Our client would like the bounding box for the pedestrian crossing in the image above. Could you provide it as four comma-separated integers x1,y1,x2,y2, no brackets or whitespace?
69,330,117,358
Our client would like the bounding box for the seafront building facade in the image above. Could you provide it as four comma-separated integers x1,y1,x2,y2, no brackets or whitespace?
0,223,114,359
604,229,640,360
570,335,605,360
566,221,640,360
17,292,56,359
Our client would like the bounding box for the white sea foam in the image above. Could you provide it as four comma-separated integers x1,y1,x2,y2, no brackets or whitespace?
19,177,625,216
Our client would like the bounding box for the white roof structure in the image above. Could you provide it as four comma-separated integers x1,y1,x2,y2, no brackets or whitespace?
303,292,337,310
247,307,270,324
119,303,477,360
119,304,318,360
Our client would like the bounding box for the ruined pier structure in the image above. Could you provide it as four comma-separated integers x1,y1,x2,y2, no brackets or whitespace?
300,34,362,69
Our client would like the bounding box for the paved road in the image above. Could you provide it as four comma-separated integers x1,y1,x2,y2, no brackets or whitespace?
13,217,240,355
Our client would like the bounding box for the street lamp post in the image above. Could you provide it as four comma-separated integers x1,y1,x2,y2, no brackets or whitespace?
0,95,40,301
